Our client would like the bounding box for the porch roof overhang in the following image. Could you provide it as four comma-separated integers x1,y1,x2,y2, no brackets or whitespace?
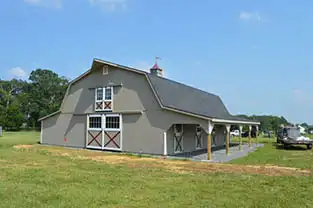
211,118,260,126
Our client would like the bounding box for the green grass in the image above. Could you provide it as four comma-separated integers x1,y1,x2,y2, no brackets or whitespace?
2,132,313,207
231,136,313,170
0,131,40,147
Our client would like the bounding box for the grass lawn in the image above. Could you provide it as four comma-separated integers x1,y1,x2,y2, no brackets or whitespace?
231,136,313,169
1,132,313,207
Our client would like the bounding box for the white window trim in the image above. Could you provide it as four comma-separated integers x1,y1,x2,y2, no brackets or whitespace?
95,86,114,112
89,114,102,117
104,86,113,101
95,88,104,101
104,114,120,131
103,87,113,112
102,65,108,75
88,114,102,131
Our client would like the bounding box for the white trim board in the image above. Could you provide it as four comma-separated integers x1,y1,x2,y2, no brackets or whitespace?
212,118,260,125
40,121,43,144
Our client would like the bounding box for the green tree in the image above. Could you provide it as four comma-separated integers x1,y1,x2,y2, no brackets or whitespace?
235,114,291,133
0,79,27,129
0,70,69,130
4,101,24,131
27,69,69,129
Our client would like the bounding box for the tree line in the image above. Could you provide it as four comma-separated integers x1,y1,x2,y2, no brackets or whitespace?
235,115,313,134
0,69,69,130
235,114,296,133
0,68,310,132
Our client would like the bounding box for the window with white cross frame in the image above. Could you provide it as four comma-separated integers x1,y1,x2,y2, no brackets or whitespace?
95,86,113,111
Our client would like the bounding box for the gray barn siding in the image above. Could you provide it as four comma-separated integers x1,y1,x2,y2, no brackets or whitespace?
44,65,210,154
166,124,199,155
42,113,86,148
213,125,226,147
122,113,164,154
62,66,154,114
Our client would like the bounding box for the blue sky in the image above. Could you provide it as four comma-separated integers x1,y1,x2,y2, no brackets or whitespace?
1,0,313,124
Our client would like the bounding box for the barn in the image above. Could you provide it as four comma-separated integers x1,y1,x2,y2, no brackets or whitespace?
39,58,260,160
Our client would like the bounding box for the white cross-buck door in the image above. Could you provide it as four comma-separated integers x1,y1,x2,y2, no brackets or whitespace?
174,124,183,153
86,114,122,151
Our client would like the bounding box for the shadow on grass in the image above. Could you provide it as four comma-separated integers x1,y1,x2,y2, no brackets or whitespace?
273,143,308,151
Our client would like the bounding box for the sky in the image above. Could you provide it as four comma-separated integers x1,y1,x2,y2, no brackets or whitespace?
1,0,313,124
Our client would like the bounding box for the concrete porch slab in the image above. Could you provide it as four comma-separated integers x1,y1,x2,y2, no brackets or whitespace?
170,143,264,163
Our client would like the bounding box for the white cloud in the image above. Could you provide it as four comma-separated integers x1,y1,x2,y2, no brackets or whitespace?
239,11,261,21
24,0,62,8
9,67,27,79
88,0,127,12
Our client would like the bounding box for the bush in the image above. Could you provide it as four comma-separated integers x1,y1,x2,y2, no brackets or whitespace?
3,103,24,131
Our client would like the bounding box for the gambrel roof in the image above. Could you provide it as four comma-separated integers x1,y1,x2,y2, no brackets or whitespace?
147,74,250,122
39,58,259,125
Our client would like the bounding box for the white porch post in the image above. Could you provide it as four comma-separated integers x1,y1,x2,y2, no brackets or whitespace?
248,125,252,148
207,120,214,160
256,125,259,147
225,124,231,155
163,132,167,156
40,121,43,144
239,125,243,151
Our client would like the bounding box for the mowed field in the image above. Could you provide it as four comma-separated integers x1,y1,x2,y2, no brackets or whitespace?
1,132,313,207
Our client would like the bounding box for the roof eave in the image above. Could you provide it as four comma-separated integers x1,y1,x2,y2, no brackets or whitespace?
38,110,61,122
212,118,260,125
93,58,147,75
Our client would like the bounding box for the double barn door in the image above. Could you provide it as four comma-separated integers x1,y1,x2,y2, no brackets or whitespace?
86,114,122,151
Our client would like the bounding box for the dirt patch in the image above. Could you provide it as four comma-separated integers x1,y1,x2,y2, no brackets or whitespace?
89,155,158,164
13,144,35,149
15,145,312,176
124,159,312,176
187,163,311,176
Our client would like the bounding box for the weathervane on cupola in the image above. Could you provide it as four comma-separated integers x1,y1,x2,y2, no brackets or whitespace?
150,56,164,77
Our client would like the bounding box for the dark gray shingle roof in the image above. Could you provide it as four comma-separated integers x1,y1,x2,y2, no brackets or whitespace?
147,74,253,121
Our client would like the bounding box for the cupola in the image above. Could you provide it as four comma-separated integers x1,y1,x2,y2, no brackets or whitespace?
150,57,163,77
